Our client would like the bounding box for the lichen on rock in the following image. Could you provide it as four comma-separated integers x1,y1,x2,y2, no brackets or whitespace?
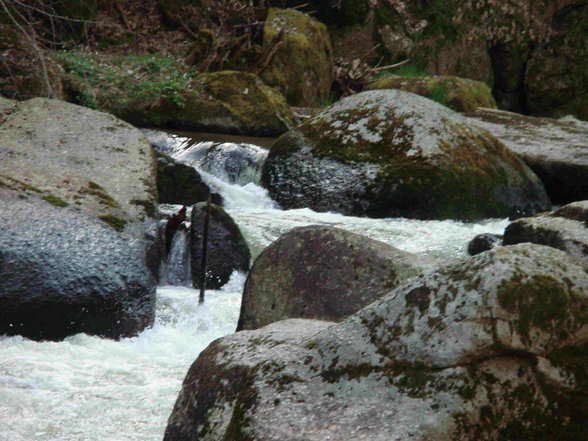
263,89,550,220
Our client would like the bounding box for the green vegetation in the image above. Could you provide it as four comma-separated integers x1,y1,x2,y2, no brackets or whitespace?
42,195,69,207
98,214,127,231
59,52,195,123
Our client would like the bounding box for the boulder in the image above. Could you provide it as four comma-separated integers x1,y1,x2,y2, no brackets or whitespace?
60,52,295,136
165,243,588,441
262,89,550,221
467,233,503,256
468,108,588,204
367,75,496,113
261,8,334,107
190,202,250,289
155,151,222,206
503,201,588,264
0,98,157,340
0,95,15,113
237,225,437,330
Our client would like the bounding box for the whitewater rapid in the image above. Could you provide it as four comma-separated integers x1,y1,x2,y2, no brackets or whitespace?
0,132,509,441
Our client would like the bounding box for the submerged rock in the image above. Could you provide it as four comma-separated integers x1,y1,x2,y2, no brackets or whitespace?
0,98,157,340
190,202,250,290
368,75,496,113
237,225,437,330
503,201,588,264
262,89,550,220
468,108,588,205
165,244,588,441
261,8,334,107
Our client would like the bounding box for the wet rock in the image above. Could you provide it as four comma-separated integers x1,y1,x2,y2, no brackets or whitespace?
0,98,157,340
165,244,588,441
368,75,496,113
261,8,334,107
468,108,588,204
156,151,222,206
197,142,268,186
237,225,437,330
262,89,550,221
190,202,250,289
503,201,588,264
467,233,503,255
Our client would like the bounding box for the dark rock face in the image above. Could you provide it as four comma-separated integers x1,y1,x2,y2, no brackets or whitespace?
165,244,588,441
237,225,437,330
467,233,503,256
263,90,550,221
468,108,588,205
0,98,158,340
0,192,155,340
190,202,250,289
156,151,222,206
503,201,588,264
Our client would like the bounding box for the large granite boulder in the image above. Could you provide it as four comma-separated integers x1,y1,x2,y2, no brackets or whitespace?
367,75,496,113
260,8,334,107
60,52,295,136
190,202,250,290
237,225,437,330
468,108,588,204
503,201,588,264
262,89,550,220
0,98,157,340
165,244,588,441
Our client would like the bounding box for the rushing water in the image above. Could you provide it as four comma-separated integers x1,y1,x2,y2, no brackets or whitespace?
0,131,509,441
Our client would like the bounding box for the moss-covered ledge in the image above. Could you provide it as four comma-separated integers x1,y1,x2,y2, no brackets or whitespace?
59,52,295,136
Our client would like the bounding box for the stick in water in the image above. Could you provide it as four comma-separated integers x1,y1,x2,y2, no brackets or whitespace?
199,195,212,304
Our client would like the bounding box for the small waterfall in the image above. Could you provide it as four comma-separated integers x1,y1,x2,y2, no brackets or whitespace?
159,229,192,287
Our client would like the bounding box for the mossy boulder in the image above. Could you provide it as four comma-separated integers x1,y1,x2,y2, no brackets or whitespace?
237,225,437,331
165,243,588,441
262,89,550,221
261,8,334,107
503,201,588,265
468,108,588,204
367,75,497,113
60,53,294,136
0,98,157,341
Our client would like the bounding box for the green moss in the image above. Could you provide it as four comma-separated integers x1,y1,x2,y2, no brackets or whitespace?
497,274,577,344
79,182,120,208
130,199,156,217
261,8,333,107
368,75,496,112
98,214,127,232
42,195,69,207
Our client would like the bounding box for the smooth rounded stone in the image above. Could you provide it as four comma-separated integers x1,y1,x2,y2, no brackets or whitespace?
237,225,437,331
155,151,222,206
190,202,250,289
468,108,588,204
503,201,588,264
165,244,588,441
262,89,550,221
197,142,268,186
0,98,157,340
261,8,334,107
367,75,496,113
467,233,503,255
0,191,155,340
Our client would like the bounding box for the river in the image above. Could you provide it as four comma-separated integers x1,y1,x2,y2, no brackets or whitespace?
0,132,508,441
